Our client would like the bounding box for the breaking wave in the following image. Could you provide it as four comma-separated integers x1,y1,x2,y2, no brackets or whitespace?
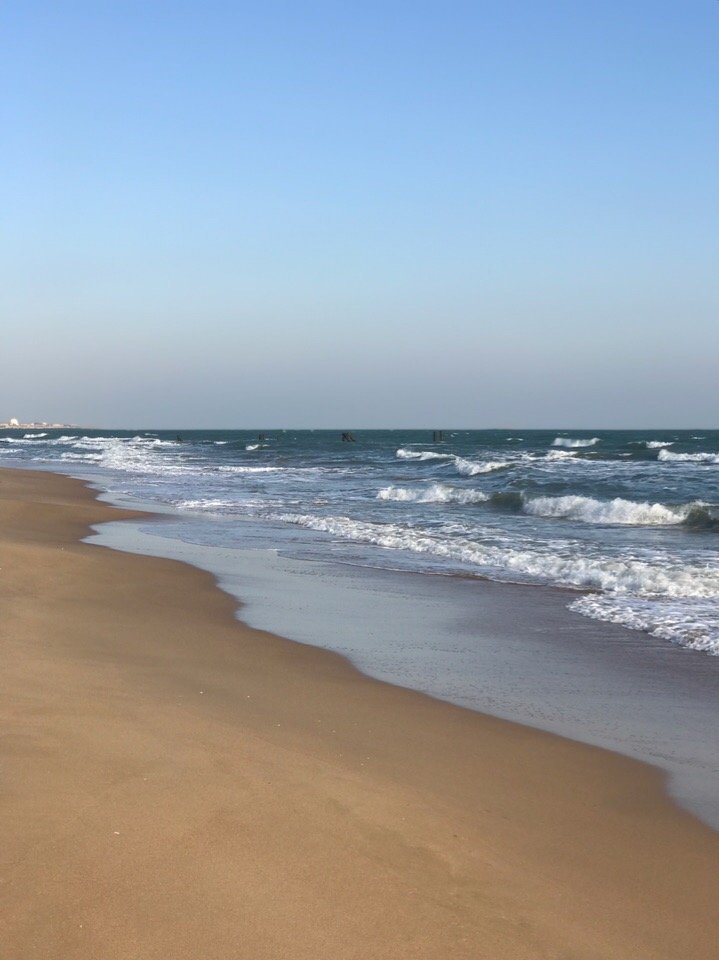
658,449,719,464
522,495,717,528
645,440,673,449
274,512,719,600
377,484,489,504
218,465,284,473
396,448,453,461
453,456,510,476
377,488,717,529
544,449,578,460
395,448,511,475
551,436,600,448
570,595,719,655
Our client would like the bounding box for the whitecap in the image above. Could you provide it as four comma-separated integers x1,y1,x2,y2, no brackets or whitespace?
658,449,719,464
377,484,489,504
218,465,283,473
396,448,453,461
453,456,509,476
543,449,579,460
522,494,708,526
551,436,600,448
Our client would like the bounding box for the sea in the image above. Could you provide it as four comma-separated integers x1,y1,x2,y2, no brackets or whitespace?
3,427,719,826
3,427,718,654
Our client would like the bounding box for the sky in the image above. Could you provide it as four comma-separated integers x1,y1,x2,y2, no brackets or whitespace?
1,1,717,428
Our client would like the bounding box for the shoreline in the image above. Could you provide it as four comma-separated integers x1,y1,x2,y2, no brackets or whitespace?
2,467,719,958
88,498,719,830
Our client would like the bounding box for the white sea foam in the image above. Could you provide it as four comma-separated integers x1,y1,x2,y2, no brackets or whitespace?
275,512,719,603
177,498,236,511
551,436,600,448
23,432,47,438
60,451,103,461
522,494,706,526
396,447,511,475
543,449,578,460
658,449,719,464
377,484,490,504
245,443,260,451
396,448,453,461
645,440,673,449
570,595,719,655
453,457,509,476
0,436,52,444
218,465,283,473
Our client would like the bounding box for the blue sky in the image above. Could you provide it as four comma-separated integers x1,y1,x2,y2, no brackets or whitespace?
2,1,717,427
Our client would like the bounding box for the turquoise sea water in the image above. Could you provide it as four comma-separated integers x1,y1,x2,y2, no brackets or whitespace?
2,427,718,654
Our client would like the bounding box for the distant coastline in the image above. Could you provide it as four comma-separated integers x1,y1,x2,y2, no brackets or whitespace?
0,420,75,429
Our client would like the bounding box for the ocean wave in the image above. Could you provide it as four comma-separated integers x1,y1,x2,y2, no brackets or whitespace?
245,443,260,451
395,447,510,475
377,484,490,504
543,449,578,460
274,512,719,599
396,448,453,461
176,498,236,511
551,436,600,448
134,437,178,447
218,465,283,473
453,456,510,476
23,432,47,438
645,440,673,449
522,494,717,528
59,451,103,462
658,449,719,464
570,595,719,655
0,436,49,444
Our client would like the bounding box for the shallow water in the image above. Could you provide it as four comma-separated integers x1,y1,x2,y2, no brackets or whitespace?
89,513,719,830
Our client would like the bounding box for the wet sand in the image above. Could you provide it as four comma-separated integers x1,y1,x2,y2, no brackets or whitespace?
1,467,718,959
89,513,719,828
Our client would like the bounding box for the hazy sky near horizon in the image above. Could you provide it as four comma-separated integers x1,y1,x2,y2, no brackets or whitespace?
2,1,717,428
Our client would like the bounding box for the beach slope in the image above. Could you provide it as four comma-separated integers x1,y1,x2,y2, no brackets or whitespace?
1,468,717,959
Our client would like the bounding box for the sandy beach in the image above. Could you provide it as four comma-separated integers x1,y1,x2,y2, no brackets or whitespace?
1,468,718,960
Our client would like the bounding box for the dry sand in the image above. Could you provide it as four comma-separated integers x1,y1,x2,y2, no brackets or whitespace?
1,467,717,959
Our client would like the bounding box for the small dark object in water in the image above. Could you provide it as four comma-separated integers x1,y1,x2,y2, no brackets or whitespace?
432,430,445,443
176,434,183,443
258,433,267,441
341,432,356,442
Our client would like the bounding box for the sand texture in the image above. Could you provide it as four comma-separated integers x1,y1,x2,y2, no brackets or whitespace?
1,468,717,959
